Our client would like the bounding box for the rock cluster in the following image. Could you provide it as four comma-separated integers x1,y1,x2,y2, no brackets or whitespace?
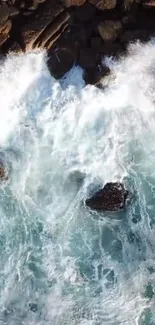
0,0,155,83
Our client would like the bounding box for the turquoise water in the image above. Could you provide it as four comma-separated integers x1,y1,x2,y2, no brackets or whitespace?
0,42,155,324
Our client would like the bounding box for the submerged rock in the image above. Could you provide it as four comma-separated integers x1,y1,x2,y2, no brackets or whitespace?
85,182,129,211
29,303,38,313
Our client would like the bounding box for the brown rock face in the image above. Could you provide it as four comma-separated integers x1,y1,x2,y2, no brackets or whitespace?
85,182,129,211
63,0,86,7
21,0,69,51
0,20,12,46
88,0,116,10
98,21,123,42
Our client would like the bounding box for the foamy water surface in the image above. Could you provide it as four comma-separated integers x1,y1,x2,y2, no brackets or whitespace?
0,42,155,325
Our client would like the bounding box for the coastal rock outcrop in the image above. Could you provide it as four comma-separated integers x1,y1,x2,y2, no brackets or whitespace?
0,0,155,84
85,182,129,211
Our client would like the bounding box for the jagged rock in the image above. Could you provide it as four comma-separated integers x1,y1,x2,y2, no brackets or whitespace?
33,12,70,50
85,182,129,211
100,42,124,56
83,64,110,85
63,0,86,7
47,46,76,78
98,20,123,42
21,0,68,51
75,2,96,21
88,0,116,10
0,2,9,24
8,41,22,53
0,20,12,46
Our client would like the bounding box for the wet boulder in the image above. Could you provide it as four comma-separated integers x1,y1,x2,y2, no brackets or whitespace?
63,0,87,7
0,160,8,181
85,182,129,211
47,46,76,78
88,0,116,10
98,20,123,42
21,0,69,51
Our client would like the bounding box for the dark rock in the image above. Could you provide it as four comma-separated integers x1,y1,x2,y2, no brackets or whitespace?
123,0,139,12
34,11,70,50
47,46,76,78
90,36,103,51
98,20,123,42
8,6,19,17
7,41,22,53
78,47,97,68
27,0,39,11
0,20,12,47
0,2,9,24
132,217,138,224
120,29,150,44
100,42,124,57
85,182,129,211
88,0,116,10
83,64,110,85
63,0,86,7
75,2,96,21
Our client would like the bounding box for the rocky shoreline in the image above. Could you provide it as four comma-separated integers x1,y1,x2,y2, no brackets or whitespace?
0,1,155,83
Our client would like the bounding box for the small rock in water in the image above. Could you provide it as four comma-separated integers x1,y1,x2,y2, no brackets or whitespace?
85,182,129,211
0,160,8,180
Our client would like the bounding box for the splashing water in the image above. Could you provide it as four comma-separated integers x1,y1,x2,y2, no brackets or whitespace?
0,42,155,325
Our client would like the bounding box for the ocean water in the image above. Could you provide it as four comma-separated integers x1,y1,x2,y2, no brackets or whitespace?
0,41,155,325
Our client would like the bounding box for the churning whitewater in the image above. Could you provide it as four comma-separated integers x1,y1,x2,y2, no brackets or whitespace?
0,41,155,325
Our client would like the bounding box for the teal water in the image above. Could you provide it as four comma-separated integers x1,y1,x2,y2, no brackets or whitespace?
0,42,155,324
